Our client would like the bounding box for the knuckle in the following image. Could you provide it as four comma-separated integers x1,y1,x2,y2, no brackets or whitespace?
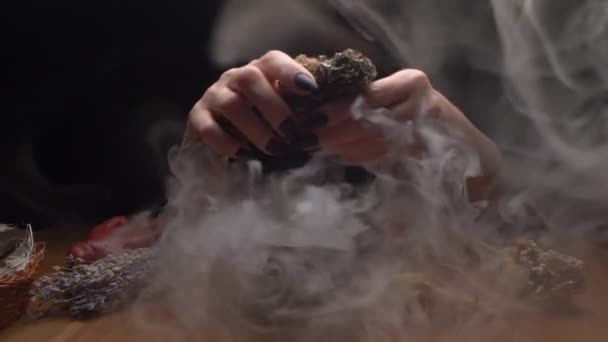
202,84,220,99
196,121,215,138
262,50,285,61
232,65,262,87
220,68,239,81
188,100,206,119
425,91,443,119
219,92,245,114
365,81,383,98
188,109,212,135
203,85,244,113
406,69,431,87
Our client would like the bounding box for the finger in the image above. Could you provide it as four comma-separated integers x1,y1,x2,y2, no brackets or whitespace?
336,139,388,165
386,88,442,123
188,102,243,157
293,97,352,134
206,87,292,155
386,97,422,123
340,151,385,165
363,69,431,108
317,119,382,148
327,135,388,156
336,136,426,165
294,118,382,153
224,65,298,139
252,50,318,95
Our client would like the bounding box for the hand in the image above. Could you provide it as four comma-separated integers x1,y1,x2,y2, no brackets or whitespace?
295,69,501,199
184,50,319,158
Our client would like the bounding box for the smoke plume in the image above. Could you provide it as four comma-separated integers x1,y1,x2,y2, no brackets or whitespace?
131,1,608,341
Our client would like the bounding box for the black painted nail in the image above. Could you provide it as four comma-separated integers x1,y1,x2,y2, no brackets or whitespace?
296,134,320,151
266,138,293,155
235,148,256,159
325,154,342,163
294,73,318,92
278,118,299,140
299,113,328,131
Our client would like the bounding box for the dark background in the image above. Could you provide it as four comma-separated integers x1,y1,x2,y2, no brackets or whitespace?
3,1,224,227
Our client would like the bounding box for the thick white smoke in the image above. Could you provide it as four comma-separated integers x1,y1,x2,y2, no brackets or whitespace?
488,0,608,248
129,1,608,341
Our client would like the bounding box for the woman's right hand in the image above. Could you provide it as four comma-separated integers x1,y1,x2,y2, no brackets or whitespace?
184,50,320,159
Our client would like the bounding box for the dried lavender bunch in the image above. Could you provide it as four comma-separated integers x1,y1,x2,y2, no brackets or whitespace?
426,237,585,308
29,248,154,318
508,240,585,302
357,239,586,330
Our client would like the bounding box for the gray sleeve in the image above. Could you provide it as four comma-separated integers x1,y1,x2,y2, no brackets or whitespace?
207,0,384,69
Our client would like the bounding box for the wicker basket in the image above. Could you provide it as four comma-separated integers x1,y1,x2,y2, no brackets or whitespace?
0,242,45,329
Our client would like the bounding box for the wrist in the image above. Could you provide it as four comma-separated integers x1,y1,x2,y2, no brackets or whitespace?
433,90,501,202
463,123,502,202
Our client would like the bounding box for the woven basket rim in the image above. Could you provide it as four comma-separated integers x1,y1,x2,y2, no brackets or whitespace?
0,242,45,286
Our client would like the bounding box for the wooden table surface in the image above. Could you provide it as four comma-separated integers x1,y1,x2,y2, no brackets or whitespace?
1,224,608,342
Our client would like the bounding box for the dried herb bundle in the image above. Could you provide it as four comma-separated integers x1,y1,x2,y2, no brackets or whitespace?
253,49,378,174
28,248,154,318
509,240,585,301
283,48,378,116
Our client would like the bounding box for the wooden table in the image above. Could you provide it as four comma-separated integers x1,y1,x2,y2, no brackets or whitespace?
1,225,608,341
0,225,167,342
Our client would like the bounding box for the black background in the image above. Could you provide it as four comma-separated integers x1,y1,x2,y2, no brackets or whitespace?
3,1,223,227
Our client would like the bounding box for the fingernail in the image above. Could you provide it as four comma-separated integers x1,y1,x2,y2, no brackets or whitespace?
295,134,320,151
325,154,342,163
278,118,299,140
294,73,318,92
266,138,293,155
299,112,328,131
235,148,256,160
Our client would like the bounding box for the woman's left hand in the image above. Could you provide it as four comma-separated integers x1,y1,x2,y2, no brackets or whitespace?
293,68,501,200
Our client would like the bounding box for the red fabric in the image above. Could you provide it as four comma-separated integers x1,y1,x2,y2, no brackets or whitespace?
67,241,97,263
87,216,129,240
67,215,161,264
